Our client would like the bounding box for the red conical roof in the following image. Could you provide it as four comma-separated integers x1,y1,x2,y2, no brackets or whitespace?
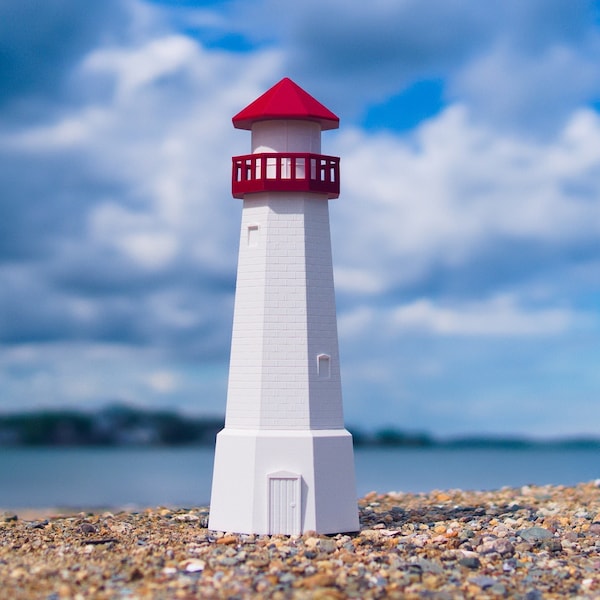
232,77,339,131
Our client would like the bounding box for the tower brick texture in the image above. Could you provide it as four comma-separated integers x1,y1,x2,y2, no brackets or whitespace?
209,79,358,535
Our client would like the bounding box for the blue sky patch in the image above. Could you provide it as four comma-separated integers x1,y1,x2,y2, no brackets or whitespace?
362,79,445,132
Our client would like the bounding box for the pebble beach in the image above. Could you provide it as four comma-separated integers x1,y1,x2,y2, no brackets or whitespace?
1,481,599,599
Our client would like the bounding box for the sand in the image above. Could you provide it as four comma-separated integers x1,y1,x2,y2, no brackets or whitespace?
1,481,599,599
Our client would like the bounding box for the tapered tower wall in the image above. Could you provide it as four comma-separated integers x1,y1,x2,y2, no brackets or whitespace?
209,78,358,535
225,192,344,430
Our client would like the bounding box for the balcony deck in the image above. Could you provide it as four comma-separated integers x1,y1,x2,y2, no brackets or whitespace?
232,153,339,199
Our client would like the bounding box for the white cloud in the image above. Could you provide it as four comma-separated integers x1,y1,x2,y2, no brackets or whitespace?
146,370,179,394
2,0,600,437
90,202,180,271
338,306,374,338
146,291,203,330
340,295,579,339
0,342,226,414
391,296,574,336
238,0,491,110
332,105,600,293
334,267,384,295
72,36,284,275
229,0,600,135
5,25,284,277
452,40,600,133
120,232,179,271
83,35,198,101
1,106,112,151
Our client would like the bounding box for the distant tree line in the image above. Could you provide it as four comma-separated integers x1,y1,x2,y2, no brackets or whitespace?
0,405,223,447
0,405,598,448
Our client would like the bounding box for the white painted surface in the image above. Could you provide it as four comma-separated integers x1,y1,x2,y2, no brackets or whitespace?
224,193,344,431
252,120,321,154
209,113,358,535
209,429,358,534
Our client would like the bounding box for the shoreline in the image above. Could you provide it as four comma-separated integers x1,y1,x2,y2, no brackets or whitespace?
2,481,599,598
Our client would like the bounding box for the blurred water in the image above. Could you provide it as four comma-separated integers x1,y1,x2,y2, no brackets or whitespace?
0,446,597,509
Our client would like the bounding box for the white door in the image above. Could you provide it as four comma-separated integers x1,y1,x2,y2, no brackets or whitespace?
268,472,301,535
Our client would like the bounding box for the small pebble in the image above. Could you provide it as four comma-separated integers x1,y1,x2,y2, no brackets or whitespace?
79,523,97,534
1,513,18,523
519,526,553,542
459,556,481,569
469,575,497,589
184,560,205,573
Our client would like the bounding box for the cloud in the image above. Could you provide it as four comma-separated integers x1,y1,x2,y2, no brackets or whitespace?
236,0,491,115
225,0,600,135
340,295,576,338
0,342,228,412
452,33,600,135
0,0,132,111
391,296,574,336
146,369,179,394
332,105,600,301
1,0,600,436
0,2,283,360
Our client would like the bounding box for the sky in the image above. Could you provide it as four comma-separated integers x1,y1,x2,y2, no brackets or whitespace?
1,0,600,437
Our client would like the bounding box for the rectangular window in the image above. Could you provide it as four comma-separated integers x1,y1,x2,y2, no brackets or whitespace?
319,159,326,182
295,157,306,179
255,157,262,180
244,158,253,181
247,224,259,247
266,157,277,179
317,354,331,379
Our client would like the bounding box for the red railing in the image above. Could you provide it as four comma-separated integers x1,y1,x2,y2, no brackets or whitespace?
232,153,340,199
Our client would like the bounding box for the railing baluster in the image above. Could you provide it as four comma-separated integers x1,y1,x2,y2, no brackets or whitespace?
232,153,339,198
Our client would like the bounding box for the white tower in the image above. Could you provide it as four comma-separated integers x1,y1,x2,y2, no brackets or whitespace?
209,78,359,535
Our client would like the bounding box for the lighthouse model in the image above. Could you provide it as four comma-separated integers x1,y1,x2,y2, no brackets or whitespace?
209,78,359,535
